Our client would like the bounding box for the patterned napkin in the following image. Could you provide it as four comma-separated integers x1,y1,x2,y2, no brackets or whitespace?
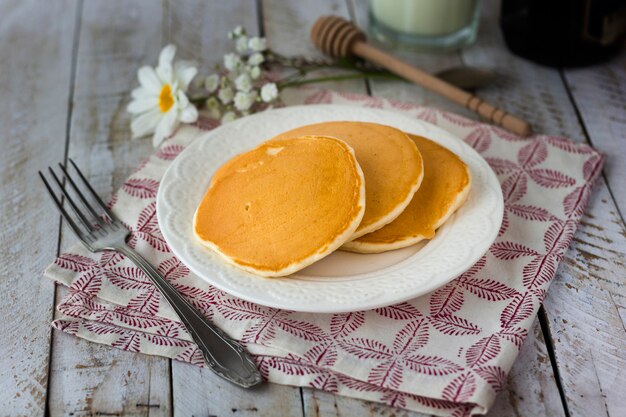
45,89,603,416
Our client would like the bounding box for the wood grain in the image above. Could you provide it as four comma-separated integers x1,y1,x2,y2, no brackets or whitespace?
2,0,624,415
460,1,626,416
263,0,368,96
350,0,567,416
563,56,626,218
544,181,626,417
0,1,78,415
47,2,172,416
49,292,171,416
165,2,304,415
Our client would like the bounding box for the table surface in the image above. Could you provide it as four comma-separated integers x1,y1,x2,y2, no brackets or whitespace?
1,0,624,416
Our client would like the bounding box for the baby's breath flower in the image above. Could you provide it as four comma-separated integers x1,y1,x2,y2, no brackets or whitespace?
204,74,219,93
260,83,278,103
248,52,264,66
236,36,249,54
249,66,261,80
205,96,221,119
228,26,245,39
234,73,253,93
218,86,234,104
234,90,257,111
223,53,241,72
248,37,267,52
221,111,237,123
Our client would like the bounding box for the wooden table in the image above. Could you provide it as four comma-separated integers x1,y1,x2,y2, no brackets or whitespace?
2,0,624,416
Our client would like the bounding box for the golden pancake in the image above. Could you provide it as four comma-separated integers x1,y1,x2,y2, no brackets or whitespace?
193,135,365,277
343,134,471,253
271,121,423,240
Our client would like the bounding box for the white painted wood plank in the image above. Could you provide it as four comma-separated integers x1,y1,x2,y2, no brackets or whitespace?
47,2,172,416
544,181,626,417
166,1,304,415
460,1,626,416
50,289,171,417
487,319,565,417
564,56,626,218
263,0,368,96
346,1,566,416
0,1,78,415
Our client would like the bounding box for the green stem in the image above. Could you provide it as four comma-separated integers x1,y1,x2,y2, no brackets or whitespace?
278,72,400,89
187,72,401,107
189,96,208,105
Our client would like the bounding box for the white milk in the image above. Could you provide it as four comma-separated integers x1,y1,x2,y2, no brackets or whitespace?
370,0,479,36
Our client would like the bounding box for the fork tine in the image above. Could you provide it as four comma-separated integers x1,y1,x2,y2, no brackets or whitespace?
68,158,120,223
48,167,97,232
39,171,92,245
58,162,106,227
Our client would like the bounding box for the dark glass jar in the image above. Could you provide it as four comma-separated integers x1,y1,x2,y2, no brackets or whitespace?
500,0,626,67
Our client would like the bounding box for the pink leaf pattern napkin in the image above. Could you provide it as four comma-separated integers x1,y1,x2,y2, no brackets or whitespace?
45,89,604,416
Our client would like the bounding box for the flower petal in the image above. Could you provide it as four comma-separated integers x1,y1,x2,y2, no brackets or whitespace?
153,110,178,146
179,104,198,123
158,44,176,69
156,45,176,84
176,90,189,107
174,60,198,91
131,109,161,139
131,86,155,100
137,66,162,93
127,97,158,114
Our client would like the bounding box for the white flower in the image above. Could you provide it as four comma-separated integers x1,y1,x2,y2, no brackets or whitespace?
204,74,219,93
228,26,245,39
236,36,249,53
248,52,264,66
222,111,237,123
223,53,241,71
248,37,267,52
233,26,245,37
218,86,234,104
205,96,221,119
234,91,257,111
249,66,261,80
260,83,278,103
234,73,253,92
127,44,198,147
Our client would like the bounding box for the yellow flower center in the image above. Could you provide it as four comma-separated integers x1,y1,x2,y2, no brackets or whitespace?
158,84,175,112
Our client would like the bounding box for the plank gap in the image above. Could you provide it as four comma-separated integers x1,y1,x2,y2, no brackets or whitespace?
299,387,305,417
62,0,85,169
344,0,371,95
256,0,265,37
168,359,174,417
44,1,84,415
538,305,571,417
558,69,625,224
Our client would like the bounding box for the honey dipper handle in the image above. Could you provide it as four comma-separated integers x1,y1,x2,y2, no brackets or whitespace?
352,42,532,136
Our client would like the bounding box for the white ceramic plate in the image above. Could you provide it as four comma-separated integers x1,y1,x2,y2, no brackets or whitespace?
157,105,503,313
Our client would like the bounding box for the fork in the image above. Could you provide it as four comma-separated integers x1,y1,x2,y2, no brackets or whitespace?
40,159,262,388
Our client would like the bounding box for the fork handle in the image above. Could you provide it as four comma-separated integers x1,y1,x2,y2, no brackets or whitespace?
116,245,262,388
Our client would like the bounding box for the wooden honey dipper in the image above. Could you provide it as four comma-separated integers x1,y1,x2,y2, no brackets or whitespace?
311,16,532,136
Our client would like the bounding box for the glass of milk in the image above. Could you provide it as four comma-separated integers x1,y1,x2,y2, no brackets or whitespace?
369,0,482,50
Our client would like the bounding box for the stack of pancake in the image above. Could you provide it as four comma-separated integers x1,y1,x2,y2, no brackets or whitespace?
193,121,471,277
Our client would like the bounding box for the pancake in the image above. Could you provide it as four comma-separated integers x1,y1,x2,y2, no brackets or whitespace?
271,121,423,240
193,135,365,277
343,134,471,253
